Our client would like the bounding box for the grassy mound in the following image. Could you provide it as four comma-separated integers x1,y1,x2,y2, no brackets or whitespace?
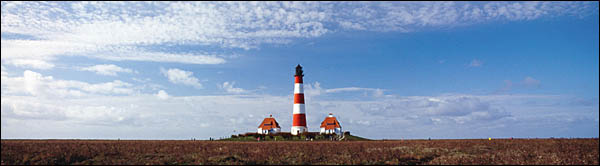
343,134,370,141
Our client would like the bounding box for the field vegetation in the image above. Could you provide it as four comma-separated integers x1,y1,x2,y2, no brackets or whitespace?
1,138,597,165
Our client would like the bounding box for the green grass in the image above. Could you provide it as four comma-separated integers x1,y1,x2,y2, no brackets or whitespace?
343,134,370,141
220,136,258,141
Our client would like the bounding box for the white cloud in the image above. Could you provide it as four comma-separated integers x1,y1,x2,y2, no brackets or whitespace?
160,68,203,89
132,77,151,83
0,2,597,139
2,91,596,139
219,81,247,94
0,39,94,70
305,81,386,98
469,59,483,67
155,90,169,100
4,2,594,40
0,39,227,66
0,2,330,66
304,81,323,96
1,2,596,67
5,59,55,70
0,39,90,60
0,70,595,139
90,46,227,65
79,64,135,76
335,2,598,32
325,87,382,94
1,98,67,121
1,70,134,98
373,89,384,97
22,70,54,96
339,21,366,30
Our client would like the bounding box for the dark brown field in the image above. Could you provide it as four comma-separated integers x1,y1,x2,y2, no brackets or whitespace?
1,138,598,165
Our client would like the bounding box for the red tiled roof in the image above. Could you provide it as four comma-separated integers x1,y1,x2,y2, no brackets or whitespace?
258,117,280,130
320,117,341,130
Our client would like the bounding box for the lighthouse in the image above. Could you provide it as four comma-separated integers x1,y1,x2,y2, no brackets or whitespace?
291,64,307,135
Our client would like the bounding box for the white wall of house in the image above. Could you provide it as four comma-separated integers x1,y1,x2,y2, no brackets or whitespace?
257,127,280,134
320,127,342,135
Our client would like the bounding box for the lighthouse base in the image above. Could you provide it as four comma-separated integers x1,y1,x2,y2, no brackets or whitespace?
290,126,307,135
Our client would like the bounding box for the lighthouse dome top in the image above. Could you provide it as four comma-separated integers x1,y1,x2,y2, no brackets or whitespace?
295,64,303,76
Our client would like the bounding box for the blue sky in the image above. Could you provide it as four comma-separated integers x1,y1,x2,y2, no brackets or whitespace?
1,1,598,139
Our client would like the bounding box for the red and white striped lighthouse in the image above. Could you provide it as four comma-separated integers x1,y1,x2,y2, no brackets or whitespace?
291,64,307,135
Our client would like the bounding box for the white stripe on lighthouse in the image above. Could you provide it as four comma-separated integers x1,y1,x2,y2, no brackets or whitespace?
293,104,305,114
294,83,303,94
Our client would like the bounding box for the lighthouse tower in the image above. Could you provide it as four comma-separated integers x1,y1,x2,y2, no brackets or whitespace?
291,64,307,135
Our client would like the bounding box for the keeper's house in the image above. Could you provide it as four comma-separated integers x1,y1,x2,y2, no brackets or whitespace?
320,113,342,135
257,115,281,134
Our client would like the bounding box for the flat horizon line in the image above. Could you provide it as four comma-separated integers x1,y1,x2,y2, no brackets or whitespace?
2,137,598,141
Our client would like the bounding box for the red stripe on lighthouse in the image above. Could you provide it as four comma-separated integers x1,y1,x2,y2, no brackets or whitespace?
295,76,303,83
292,64,307,135
294,94,304,104
292,114,306,126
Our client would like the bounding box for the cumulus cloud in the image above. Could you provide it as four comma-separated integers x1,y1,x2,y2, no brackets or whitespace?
160,68,203,89
0,2,597,139
79,64,135,76
219,81,247,94
353,95,511,122
155,90,169,100
1,98,68,121
427,96,511,124
0,93,293,139
1,80,597,139
304,81,323,96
